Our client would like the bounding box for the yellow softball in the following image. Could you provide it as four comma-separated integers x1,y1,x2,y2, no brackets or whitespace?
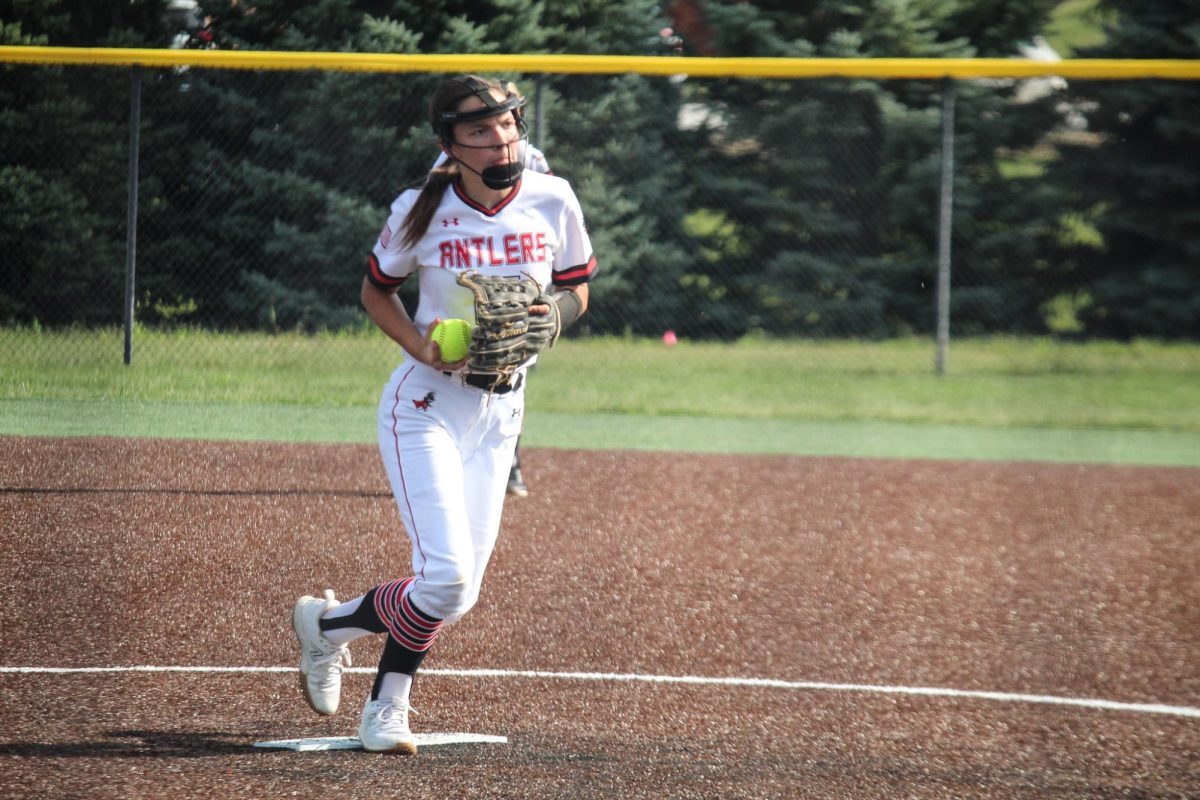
433,318,472,362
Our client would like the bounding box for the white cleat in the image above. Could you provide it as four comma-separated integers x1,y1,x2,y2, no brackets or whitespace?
292,589,351,715
358,696,417,754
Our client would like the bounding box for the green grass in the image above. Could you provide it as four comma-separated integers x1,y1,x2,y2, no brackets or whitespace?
0,326,395,407
2,328,1199,464
534,336,1200,431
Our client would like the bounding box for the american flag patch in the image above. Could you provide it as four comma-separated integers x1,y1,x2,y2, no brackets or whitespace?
379,222,392,249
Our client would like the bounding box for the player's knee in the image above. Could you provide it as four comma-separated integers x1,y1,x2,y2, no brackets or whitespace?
412,572,476,620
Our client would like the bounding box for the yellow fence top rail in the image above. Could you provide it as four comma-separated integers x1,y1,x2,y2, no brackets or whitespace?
2,46,1200,80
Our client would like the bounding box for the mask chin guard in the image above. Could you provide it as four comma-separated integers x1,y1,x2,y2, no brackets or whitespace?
480,161,524,190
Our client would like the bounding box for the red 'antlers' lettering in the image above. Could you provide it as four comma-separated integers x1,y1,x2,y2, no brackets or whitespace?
439,233,548,269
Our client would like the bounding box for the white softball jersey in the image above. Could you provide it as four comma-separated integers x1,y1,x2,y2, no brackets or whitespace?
367,170,596,345
364,171,595,624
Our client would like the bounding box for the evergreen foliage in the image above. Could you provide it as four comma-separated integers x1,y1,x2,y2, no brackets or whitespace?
1,0,173,324
537,0,693,335
1047,0,1200,338
1,0,1196,339
680,0,1056,337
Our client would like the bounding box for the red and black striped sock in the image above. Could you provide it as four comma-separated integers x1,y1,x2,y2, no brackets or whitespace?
370,577,444,699
373,577,443,653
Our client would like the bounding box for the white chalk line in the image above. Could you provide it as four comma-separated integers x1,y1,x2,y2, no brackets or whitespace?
3,664,1197,720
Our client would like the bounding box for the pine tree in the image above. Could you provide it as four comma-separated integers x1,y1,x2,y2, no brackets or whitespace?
676,0,1059,337
131,1,556,330
1048,0,1200,338
0,1,174,325
537,0,694,335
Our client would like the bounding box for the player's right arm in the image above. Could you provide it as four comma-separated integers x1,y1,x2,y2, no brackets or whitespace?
360,278,464,370
363,190,466,371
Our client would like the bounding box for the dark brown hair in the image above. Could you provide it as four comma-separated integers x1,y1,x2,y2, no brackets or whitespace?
399,75,510,249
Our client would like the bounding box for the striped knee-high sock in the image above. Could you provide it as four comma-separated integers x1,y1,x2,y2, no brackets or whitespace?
369,578,444,699
374,577,443,654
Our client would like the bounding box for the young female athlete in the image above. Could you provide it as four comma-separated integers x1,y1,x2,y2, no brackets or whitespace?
429,81,551,500
291,75,596,754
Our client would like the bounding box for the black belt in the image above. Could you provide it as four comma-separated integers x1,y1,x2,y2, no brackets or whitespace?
445,372,524,394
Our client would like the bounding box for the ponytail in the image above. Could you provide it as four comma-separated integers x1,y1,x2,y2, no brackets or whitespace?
400,161,459,249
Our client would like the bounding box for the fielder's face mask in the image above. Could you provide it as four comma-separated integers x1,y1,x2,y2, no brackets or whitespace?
435,77,530,190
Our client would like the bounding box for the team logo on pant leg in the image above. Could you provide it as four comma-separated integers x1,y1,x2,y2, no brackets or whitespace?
412,391,436,411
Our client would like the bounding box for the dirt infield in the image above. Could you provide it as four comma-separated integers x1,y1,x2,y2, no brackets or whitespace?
1,435,1198,799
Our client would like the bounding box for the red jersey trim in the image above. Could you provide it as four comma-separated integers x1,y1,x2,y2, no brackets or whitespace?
366,253,408,290
553,254,598,287
452,178,522,216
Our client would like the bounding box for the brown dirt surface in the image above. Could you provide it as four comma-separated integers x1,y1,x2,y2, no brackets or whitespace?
1,435,1198,799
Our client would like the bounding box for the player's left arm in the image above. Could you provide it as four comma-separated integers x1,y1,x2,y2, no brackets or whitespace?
564,282,588,314
536,185,595,327
546,279,587,325
529,280,587,322
530,249,595,326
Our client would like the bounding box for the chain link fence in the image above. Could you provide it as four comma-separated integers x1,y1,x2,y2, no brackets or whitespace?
2,56,1198,377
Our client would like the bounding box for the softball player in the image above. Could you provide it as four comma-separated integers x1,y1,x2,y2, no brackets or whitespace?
292,75,595,754
430,93,552,500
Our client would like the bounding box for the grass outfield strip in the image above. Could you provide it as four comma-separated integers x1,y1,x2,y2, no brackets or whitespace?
4,332,1199,464
3,399,1197,467
4,333,1200,428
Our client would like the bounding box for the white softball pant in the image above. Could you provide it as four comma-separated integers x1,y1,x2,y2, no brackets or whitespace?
376,361,524,623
